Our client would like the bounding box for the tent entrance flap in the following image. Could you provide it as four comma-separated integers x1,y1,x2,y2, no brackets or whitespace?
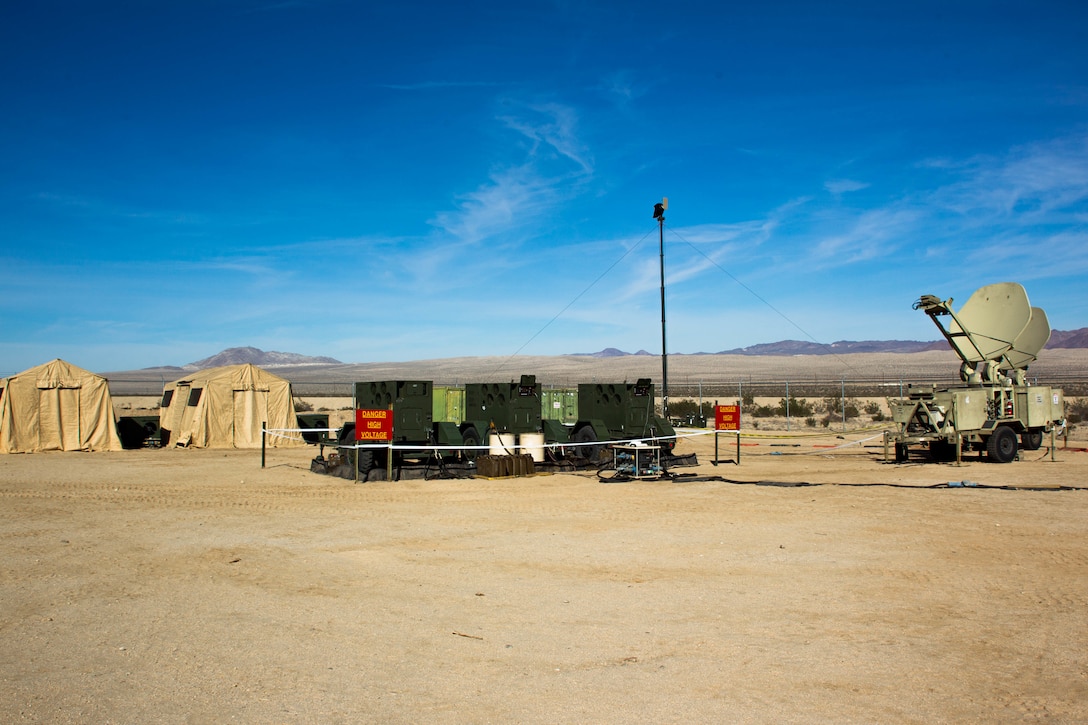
233,389,269,447
39,387,81,451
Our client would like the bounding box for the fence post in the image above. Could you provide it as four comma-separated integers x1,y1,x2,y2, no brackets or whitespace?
841,379,846,431
261,422,266,468
713,398,719,466
785,379,790,431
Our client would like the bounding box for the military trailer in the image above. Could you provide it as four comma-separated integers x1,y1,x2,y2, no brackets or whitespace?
333,375,678,476
462,375,543,452
564,379,676,464
117,415,163,449
336,380,459,474
888,282,1065,463
335,377,545,475
296,412,330,444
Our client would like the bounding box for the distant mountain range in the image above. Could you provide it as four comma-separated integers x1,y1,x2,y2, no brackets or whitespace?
577,327,1088,357
713,340,947,355
162,330,1088,370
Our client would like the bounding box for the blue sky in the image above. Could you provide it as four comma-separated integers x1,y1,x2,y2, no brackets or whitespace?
2,1,1087,374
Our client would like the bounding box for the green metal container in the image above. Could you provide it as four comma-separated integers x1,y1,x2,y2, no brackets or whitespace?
464,375,541,435
541,387,578,423
575,378,675,445
432,385,465,423
578,379,656,436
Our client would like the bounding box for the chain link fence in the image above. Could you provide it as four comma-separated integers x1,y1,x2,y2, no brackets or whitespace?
108,374,1088,403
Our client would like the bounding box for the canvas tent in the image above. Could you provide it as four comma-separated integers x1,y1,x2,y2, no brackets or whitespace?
0,359,123,453
159,364,302,449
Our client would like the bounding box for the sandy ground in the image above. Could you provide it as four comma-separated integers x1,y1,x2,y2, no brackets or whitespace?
2,430,1087,724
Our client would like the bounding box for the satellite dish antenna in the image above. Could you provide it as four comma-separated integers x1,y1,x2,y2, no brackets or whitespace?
915,282,1049,383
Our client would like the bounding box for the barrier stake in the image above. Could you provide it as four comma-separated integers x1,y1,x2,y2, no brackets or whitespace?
387,404,394,481
261,422,266,468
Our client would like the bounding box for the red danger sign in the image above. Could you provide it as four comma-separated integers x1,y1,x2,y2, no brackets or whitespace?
715,405,741,431
355,409,393,441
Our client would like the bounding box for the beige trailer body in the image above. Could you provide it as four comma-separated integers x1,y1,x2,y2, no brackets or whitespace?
889,283,1065,464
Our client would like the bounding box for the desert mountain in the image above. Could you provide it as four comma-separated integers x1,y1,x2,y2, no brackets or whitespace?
1048,328,1088,348
572,348,655,358
187,347,342,370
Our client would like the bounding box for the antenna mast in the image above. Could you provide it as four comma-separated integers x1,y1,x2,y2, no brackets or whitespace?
653,198,669,418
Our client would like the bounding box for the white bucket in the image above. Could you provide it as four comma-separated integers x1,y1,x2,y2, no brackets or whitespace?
519,432,545,462
488,432,516,456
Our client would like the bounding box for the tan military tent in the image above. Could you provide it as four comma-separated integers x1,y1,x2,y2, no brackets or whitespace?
159,364,302,449
0,359,123,453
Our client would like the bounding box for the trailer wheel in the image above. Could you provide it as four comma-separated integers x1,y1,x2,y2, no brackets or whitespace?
337,427,355,468
354,449,375,476
461,426,481,461
337,425,374,474
1021,430,1043,451
572,426,602,464
986,426,1018,463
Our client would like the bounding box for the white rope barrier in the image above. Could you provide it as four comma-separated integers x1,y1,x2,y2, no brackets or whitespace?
787,432,886,455
263,426,886,451
263,427,670,452
263,429,314,444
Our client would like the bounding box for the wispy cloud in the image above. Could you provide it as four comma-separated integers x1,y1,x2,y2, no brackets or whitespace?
809,207,918,266
295,167,569,306
569,218,780,313
498,101,594,175
927,135,1088,221
430,165,559,246
824,178,869,195
428,100,593,250
599,69,651,106
756,133,1088,282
